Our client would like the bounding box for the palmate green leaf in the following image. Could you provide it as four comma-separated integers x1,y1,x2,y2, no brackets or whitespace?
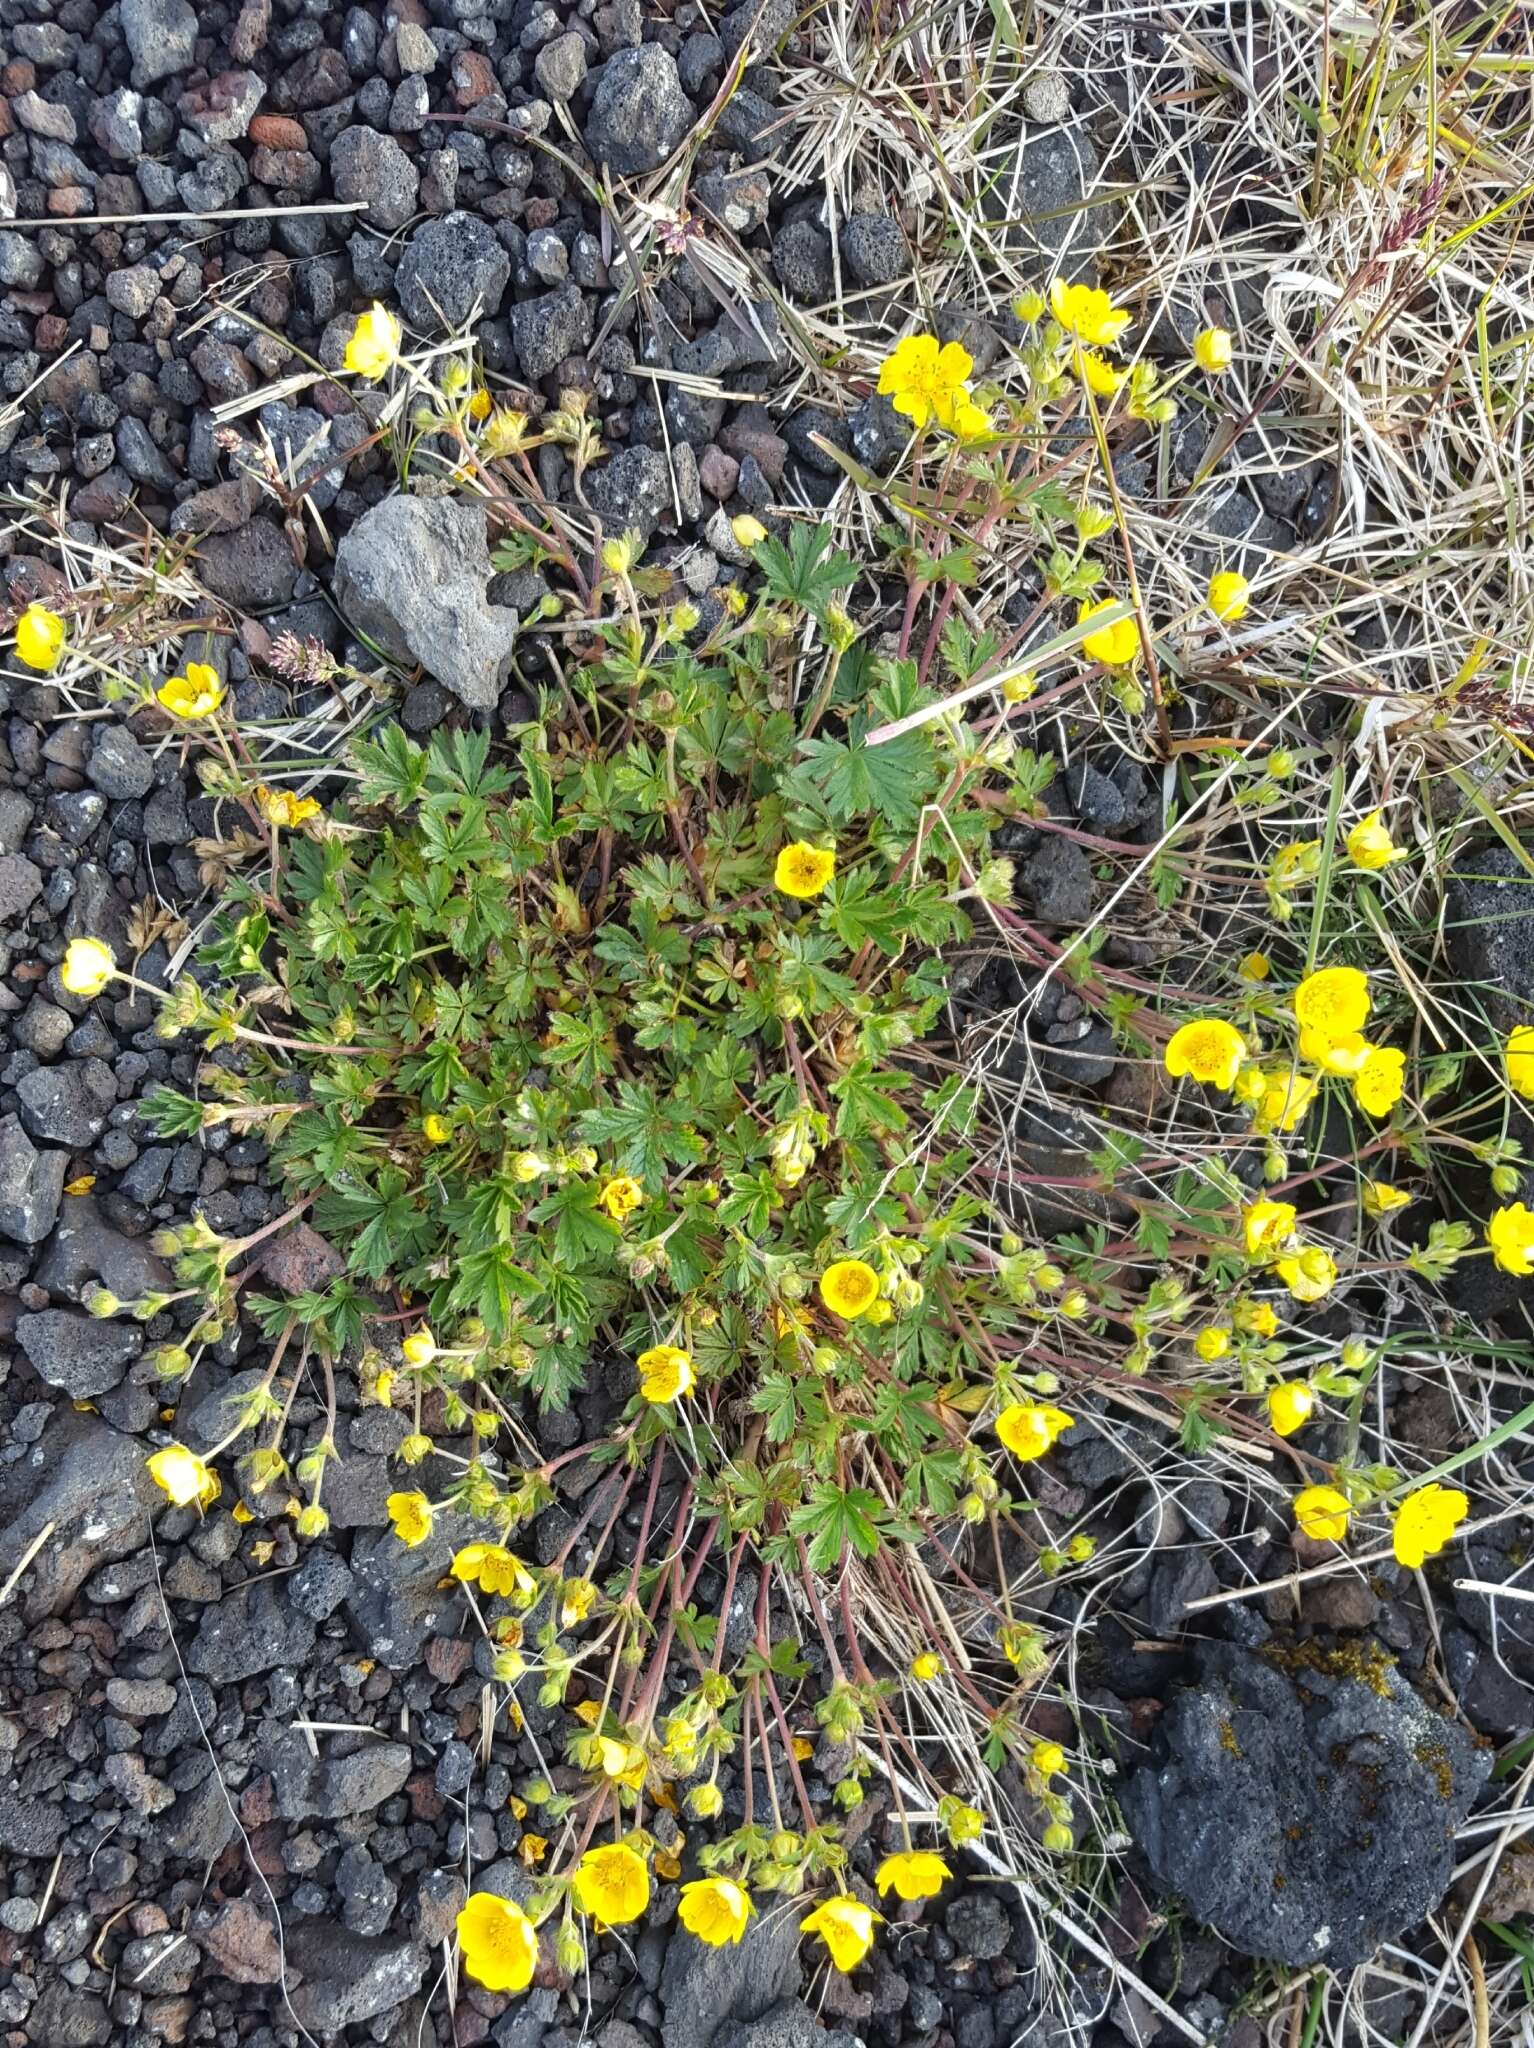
315,1173,432,1281
751,522,857,615
788,1482,888,1569
352,724,428,808
447,1243,539,1339
530,1180,615,1264
793,726,934,833
141,1085,206,1138
830,1061,908,1137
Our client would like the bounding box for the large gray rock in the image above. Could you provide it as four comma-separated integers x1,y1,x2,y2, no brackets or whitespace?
34,1192,174,1305
344,1507,477,1670
16,1059,117,1148
263,1727,413,1820
0,1113,66,1245
0,1409,159,1620
333,496,519,710
985,123,1116,280
187,1581,317,1681
285,1926,427,2031
585,46,693,175
660,1890,803,2048
1444,842,1534,1036
329,126,420,232
17,1310,141,1396
1122,1637,1492,1967
395,210,509,333
120,0,197,86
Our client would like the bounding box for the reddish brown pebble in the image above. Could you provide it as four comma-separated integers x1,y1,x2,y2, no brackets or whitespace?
425,1635,474,1683
34,314,68,354
247,112,308,149
451,50,496,105
47,188,92,217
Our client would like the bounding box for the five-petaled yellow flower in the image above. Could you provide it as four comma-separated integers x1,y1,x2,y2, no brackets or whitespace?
1298,1027,1370,1076
1238,951,1271,982
877,333,974,432
560,1577,598,1628
60,937,116,998
452,1542,538,1603
774,841,836,899
147,1444,220,1509
1193,326,1232,373
157,661,225,720
994,1400,1074,1461
1194,1327,1229,1361
1346,810,1402,870
1049,278,1130,347
1078,596,1140,669
572,1842,650,1925
1207,571,1250,622
1234,1299,1279,1338
874,1850,950,1901
1362,1180,1411,1219
1505,1025,1534,1101
1293,966,1370,1038
1266,1382,1315,1437
1276,1246,1337,1303
1253,1068,1317,1135
597,1175,644,1221
678,1878,754,1947
256,785,323,830
1293,1484,1350,1542
1487,1201,1534,1276
909,1652,943,1682
801,1894,881,1972
1243,1199,1297,1259
423,1113,451,1145
1391,1483,1469,1569
637,1343,695,1403
1164,1017,1246,1091
344,302,402,381
456,1892,538,1993
386,1490,433,1546
819,1258,880,1320
1353,1046,1405,1119
1030,1739,1068,1778
15,601,66,672
1078,348,1126,396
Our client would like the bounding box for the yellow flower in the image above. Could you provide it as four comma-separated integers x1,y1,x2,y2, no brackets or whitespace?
1164,1017,1247,1091
1207,571,1250,622
60,937,116,998
423,1114,451,1145
452,1543,538,1604
877,333,974,431
679,1878,754,1947
948,393,992,440
909,1652,943,1682
944,1801,986,1843
1253,1067,1317,1135
1391,1483,1469,1569
597,1175,644,1220
466,386,493,420
386,1490,433,1546
15,602,65,672
1353,1046,1405,1118
1346,810,1402,870
1505,1024,1534,1100
731,514,767,548
1298,1027,1371,1076
1193,1327,1229,1361
1266,1382,1315,1437
344,302,402,381
1293,966,1370,1037
559,1577,598,1628
481,407,531,456
157,662,225,719
1078,348,1126,396
572,1842,649,1925
1030,1740,1068,1778
1487,1201,1534,1276
1078,596,1140,668
875,1850,950,1901
994,1401,1074,1461
147,1444,220,1510
1362,1180,1411,1220
1238,951,1271,982
456,1892,538,1993
774,841,836,899
819,1258,880,1320
1292,1484,1350,1542
255,784,322,829
801,1895,881,1972
1234,1299,1279,1338
1276,1245,1338,1303
402,1327,437,1367
1049,278,1131,347
637,1344,695,1403
593,1736,647,1787
1243,1199,1297,1258
1193,326,1233,373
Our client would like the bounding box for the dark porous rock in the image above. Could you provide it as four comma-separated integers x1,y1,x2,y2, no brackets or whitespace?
1020,836,1094,925
285,1925,427,2032
1121,1636,1491,1967
583,443,674,540
163,1766,237,1865
330,126,420,233
396,211,511,333
840,212,907,287
266,1727,413,1820
187,1580,318,1681
0,852,45,922
17,1309,141,1396
0,1112,67,1245
987,122,1115,277
289,1546,353,1620
660,1891,803,2048
1444,841,1534,1035
944,1888,1012,1961
197,517,300,612
772,217,834,302
120,0,197,87
200,1897,283,1984
345,1508,478,1669
121,1931,200,1994
333,495,519,710
23,1983,111,2046
0,1408,159,1620
734,2006,859,2048
87,722,155,799
17,1059,117,1149
0,1789,68,1857
585,45,693,175
534,30,589,102
511,284,593,382
35,1193,173,1305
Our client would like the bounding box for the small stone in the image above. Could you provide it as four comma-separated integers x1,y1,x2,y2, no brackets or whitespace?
534,31,588,102
120,0,198,87
394,21,437,74
698,447,739,499
330,126,420,233
285,1927,427,2033
772,218,832,301
396,211,511,333
0,1114,67,1245
839,212,906,287
583,443,673,540
87,724,154,799
0,853,44,923
584,44,693,174
16,1060,117,1148
186,1581,318,1682
510,284,592,381
105,1752,176,1816
201,1898,282,1985
17,1309,141,1397
196,518,299,612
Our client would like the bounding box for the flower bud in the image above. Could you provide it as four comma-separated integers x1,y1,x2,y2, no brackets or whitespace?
85,1287,121,1318
686,1780,723,1819
295,1503,330,1538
